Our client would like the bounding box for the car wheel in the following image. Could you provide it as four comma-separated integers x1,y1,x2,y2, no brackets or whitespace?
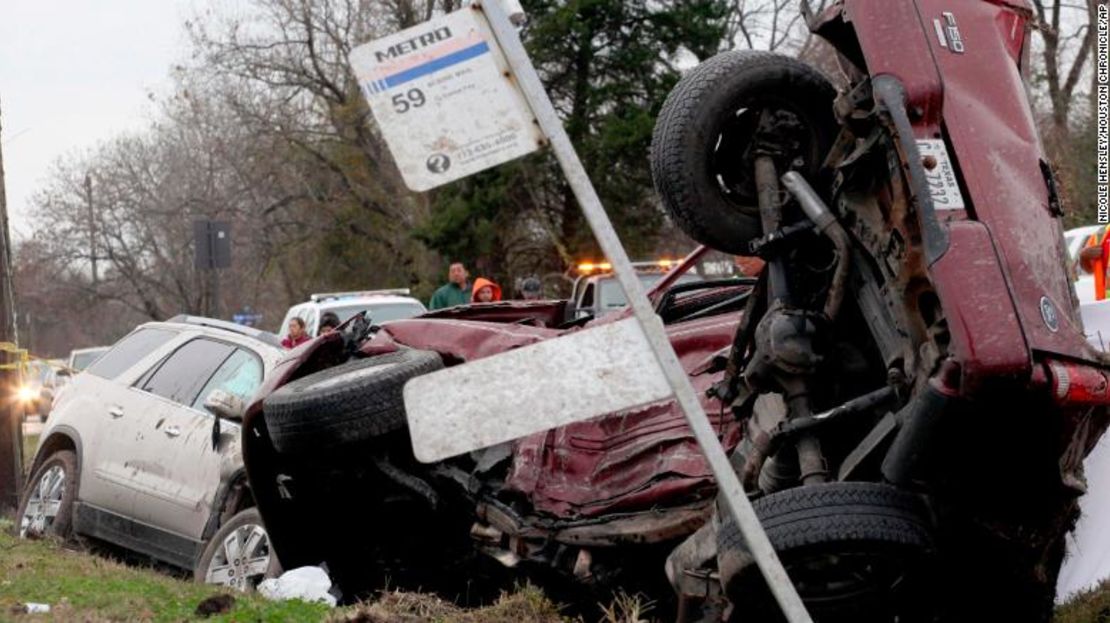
263,349,443,454
650,50,836,255
195,508,280,591
717,482,937,623
16,450,78,540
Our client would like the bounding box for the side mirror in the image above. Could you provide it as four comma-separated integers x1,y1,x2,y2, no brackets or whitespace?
204,389,245,421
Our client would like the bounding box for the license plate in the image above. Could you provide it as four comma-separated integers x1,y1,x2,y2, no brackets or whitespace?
916,139,966,211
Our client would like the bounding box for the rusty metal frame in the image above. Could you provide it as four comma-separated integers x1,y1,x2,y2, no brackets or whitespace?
475,1,813,620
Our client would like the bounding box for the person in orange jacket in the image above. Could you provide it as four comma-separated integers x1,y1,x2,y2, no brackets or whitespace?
1080,226,1110,300
471,277,502,303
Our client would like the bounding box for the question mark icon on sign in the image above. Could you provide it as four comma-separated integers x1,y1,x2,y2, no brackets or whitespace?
426,153,451,174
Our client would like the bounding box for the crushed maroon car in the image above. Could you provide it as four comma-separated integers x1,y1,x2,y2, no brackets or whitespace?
242,251,753,608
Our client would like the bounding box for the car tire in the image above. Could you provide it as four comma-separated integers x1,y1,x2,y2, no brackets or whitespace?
16,450,78,541
717,482,936,623
263,349,443,454
650,51,836,255
195,508,281,591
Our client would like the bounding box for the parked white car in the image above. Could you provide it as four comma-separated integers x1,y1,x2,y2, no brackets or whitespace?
19,316,285,590
280,289,426,337
67,346,109,371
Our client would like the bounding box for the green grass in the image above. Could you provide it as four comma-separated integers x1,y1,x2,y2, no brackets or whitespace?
1055,579,1110,623
0,519,332,622
5,431,582,622
0,518,581,623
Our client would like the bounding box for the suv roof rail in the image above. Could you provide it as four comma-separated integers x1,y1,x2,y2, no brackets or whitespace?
166,314,283,348
309,289,412,302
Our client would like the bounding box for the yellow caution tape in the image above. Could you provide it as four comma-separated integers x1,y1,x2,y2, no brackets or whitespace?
0,342,30,371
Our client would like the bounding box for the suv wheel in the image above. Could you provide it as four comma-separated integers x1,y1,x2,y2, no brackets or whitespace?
195,508,280,591
17,450,78,540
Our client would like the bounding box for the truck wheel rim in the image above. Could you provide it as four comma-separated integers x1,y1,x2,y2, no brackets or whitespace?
786,549,916,606
204,524,272,590
20,465,66,538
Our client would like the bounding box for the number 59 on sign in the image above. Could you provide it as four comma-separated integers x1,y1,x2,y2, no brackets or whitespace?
349,8,543,192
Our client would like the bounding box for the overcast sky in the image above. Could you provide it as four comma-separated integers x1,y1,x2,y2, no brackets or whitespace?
0,1,200,237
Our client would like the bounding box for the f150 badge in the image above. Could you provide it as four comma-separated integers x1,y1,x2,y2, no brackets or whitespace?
934,12,965,53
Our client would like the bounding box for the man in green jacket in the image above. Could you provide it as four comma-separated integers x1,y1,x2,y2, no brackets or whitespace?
429,262,471,310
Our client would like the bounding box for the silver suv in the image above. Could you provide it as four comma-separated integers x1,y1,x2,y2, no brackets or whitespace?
18,316,285,590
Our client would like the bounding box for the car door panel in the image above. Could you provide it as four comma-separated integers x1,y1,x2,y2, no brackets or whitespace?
125,338,235,537
76,376,148,519
126,395,222,535
147,348,264,537
72,328,181,521
129,342,264,540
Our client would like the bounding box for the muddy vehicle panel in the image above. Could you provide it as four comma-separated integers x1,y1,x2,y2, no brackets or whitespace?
243,1,1108,620
648,1,1108,620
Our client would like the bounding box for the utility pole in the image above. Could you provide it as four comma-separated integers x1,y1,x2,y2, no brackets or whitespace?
0,96,23,512
84,173,97,286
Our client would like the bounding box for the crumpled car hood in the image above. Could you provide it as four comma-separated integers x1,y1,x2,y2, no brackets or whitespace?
382,314,741,518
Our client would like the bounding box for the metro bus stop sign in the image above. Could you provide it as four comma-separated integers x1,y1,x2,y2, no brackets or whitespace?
349,8,542,191
351,3,813,621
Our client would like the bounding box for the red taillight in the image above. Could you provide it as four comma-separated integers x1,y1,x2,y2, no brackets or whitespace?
1046,360,1110,406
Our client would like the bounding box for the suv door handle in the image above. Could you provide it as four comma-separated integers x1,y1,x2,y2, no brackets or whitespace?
163,425,181,438
108,406,124,419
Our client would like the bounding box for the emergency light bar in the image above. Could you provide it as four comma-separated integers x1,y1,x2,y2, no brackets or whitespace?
576,260,675,274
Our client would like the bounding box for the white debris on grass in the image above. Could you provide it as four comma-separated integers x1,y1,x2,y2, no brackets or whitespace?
258,566,337,607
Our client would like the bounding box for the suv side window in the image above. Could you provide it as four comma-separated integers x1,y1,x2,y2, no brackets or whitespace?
86,328,177,380
139,338,236,406
191,348,264,411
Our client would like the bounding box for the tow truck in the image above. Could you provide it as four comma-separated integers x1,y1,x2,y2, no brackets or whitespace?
568,256,754,319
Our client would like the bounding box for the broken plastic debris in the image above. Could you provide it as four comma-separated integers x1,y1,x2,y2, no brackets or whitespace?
258,566,337,607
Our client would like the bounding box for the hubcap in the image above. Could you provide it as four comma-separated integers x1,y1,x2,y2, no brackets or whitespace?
20,465,66,538
204,523,272,591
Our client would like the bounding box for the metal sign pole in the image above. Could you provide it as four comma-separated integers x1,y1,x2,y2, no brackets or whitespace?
476,2,812,620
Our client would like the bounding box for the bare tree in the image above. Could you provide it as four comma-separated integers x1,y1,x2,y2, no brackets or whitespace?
724,0,827,52
185,0,457,289
1031,0,1097,139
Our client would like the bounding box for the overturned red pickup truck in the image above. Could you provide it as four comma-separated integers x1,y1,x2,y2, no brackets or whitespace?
241,1,1110,621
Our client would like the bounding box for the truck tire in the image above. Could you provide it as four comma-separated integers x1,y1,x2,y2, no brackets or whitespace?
650,51,836,255
717,482,936,623
263,349,443,455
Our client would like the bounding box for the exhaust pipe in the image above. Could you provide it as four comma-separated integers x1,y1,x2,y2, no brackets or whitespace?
881,375,956,487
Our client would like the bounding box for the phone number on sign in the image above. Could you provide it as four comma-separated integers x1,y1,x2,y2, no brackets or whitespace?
457,133,519,162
